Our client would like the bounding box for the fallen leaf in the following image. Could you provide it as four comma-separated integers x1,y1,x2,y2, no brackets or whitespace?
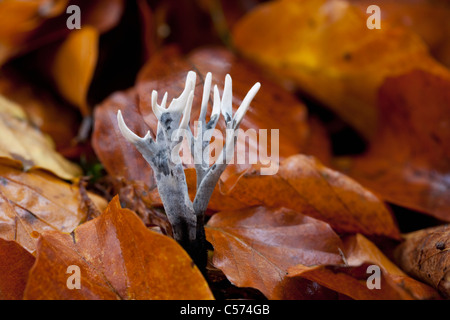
0,70,80,152
207,155,400,238
337,70,450,221
0,95,81,180
394,224,450,298
349,0,450,68
24,196,214,300
0,238,35,300
276,234,441,300
343,234,440,300
93,88,156,185
51,27,99,115
232,0,450,138
0,158,106,253
282,263,412,300
205,206,344,299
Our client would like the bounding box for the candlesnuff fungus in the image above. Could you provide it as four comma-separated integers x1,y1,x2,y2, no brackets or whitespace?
117,71,260,268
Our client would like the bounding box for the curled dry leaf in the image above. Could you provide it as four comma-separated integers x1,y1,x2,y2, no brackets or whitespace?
276,234,440,300
0,238,35,300
205,206,344,299
0,95,81,180
282,264,414,300
342,234,440,300
338,70,450,222
0,158,106,253
394,224,450,298
232,0,450,138
51,27,99,115
24,196,214,300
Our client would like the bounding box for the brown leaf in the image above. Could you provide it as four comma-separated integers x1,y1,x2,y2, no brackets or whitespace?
343,234,440,300
283,263,412,300
277,234,441,300
0,0,124,68
0,95,82,180
205,206,344,299
338,70,450,221
0,69,80,152
0,238,35,300
0,158,106,253
394,224,450,298
207,155,400,238
24,196,214,300
232,0,450,139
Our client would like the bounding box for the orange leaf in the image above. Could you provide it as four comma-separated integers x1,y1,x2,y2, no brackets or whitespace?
206,206,344,299
278,234,441,300
24,196,213,300
395,224,450,298
0,158,106,253
208,155,400,238
338,70,450,221
0,238,35,300
233,0,450,138
349,0,450,68
51,27,99,115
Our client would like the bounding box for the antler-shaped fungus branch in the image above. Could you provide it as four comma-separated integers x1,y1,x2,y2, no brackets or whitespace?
117,71,260,268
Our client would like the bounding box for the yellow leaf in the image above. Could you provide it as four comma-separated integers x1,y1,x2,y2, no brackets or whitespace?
233,0,450,138
0,95,82,180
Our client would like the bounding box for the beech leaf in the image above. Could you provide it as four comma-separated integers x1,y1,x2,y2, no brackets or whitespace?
0,158,106,253
205,206,344,299
24,196,214,300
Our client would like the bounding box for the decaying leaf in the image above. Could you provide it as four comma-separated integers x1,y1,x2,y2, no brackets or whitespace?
24,196,214,300
395,224,450,298
337,70,450,222
0,238,35,300
0,95,81,180
206,206,344,299
233,0,450,138
0,158,106,253
51,27,99,115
